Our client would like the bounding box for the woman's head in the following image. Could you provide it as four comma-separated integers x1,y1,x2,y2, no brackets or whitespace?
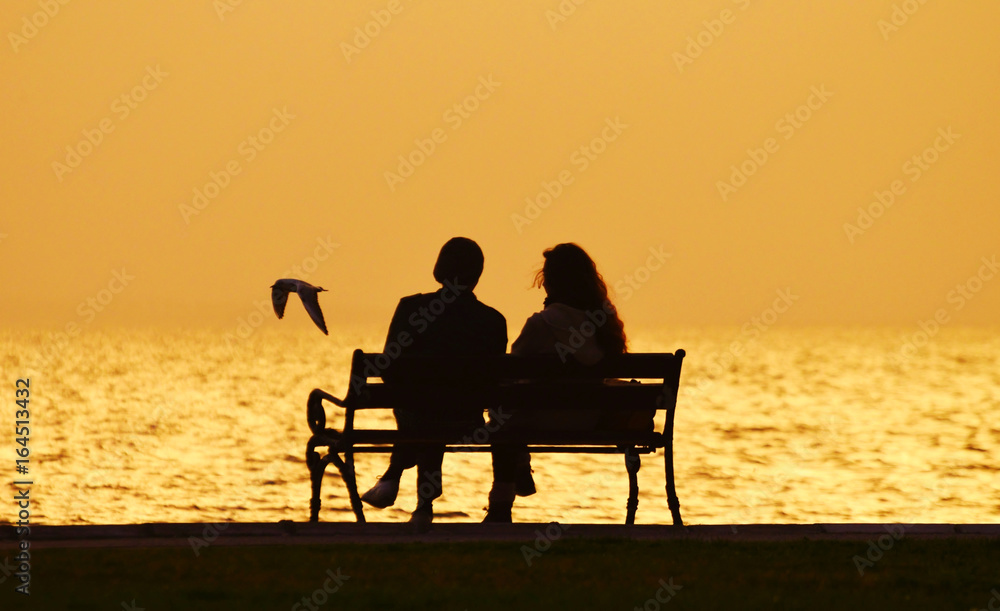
534,243,627,354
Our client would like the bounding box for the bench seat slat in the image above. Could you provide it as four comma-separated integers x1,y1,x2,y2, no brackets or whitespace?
353,382,668,411
356,351,685,382
344,429,663,446
351,446,657,455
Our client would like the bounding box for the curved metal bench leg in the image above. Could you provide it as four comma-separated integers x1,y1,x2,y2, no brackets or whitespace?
307,437,366,523
342,451,366,523
664,444,683,527
307,444,331,523
625,447,640,525
320,451,364,524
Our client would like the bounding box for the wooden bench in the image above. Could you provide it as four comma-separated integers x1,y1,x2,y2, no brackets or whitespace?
305,348,686,525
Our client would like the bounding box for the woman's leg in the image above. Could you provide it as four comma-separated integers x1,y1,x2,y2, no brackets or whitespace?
484,444,522,522
515,450,535,496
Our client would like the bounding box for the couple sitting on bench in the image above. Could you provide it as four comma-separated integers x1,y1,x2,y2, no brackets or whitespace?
359,237,633,525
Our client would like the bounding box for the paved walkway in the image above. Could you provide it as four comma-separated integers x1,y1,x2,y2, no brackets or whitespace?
2,522,998,549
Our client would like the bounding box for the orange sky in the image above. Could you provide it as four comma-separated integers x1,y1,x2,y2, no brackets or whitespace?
2,1,999,336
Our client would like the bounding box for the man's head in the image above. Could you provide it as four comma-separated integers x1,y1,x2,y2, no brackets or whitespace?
433,237,484,291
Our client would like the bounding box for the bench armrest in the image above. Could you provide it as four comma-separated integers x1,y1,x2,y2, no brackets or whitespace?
307,388,349,435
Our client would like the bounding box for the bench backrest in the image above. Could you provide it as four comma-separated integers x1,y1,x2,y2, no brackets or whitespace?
344,349,685,414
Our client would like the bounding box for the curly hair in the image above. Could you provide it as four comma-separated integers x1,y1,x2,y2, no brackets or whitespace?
534,243,627,355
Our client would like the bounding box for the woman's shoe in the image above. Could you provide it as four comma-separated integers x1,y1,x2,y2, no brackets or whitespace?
482,508,512,523
482,482,515,523
409,502,434,531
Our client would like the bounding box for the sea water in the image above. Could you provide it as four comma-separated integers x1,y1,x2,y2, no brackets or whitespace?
1,326,997,525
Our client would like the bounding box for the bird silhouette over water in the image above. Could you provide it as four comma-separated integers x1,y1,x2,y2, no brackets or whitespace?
271,279,328,335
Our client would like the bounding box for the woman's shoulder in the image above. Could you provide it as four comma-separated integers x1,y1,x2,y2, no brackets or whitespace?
533,303,589,329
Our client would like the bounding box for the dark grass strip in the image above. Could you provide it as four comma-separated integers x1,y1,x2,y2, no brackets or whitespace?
2,538,998,610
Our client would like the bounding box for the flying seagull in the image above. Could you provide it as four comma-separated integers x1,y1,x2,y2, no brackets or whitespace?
271,279,328,335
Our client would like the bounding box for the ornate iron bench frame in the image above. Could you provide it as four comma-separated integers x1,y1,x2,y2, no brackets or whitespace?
305,349,686,526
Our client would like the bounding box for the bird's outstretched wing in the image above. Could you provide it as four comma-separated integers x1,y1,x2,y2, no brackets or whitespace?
297,286,329,335
271,284,289,319
270,278,328,335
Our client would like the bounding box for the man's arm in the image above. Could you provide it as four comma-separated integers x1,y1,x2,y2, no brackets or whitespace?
381,297,418,383
383,298,412,354
493,313,508,354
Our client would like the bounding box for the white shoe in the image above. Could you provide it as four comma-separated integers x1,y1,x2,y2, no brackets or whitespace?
361,478,399,508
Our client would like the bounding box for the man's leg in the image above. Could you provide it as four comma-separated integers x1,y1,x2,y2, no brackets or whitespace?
410,412,481,523
408,443,444,527
385,406,425,479
415,444,445,507
361,408,420,508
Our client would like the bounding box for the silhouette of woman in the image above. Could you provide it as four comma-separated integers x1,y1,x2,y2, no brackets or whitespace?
484,243,628,522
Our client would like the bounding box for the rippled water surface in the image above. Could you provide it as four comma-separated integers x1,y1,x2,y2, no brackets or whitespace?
2,326,997,526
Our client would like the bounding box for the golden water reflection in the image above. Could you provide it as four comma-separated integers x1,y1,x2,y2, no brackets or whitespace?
2,326,997,526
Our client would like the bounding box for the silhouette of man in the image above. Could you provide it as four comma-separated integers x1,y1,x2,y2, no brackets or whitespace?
360,237,507,525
